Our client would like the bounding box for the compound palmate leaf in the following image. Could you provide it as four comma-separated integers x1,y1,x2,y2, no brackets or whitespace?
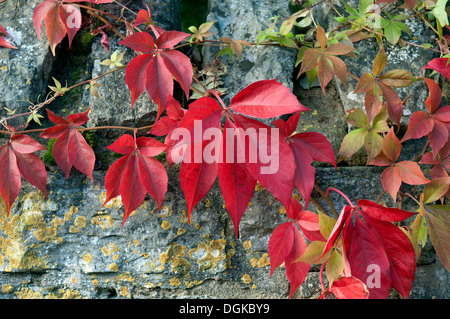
40,108,95,182
104,134,168,225
119,30,193,114
33,0,113,55
0,135,48,214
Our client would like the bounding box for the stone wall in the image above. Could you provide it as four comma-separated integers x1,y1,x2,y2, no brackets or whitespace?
0,0,448,299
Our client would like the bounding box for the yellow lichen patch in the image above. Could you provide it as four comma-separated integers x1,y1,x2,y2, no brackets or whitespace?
64,206,79,221
188,239,227,272
99,192,123,209
169,277,181,287
69,226,79,233
161,220,171,230
109,263,119,272
255,182,264,192
83,253,92,264
101,243,120,256
177,228,186,236
278,206,287,215
159,242,191,275
74,216,87,228
46,289,82,299
119,286,130,297
15,287,44,299
152,206,172,218
2,284,14,294
250,253,270,268
91,212,114,229
204,198,211,208
241,273,252,284
242,240,252,250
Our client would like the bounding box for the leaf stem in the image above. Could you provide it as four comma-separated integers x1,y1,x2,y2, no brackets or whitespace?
326,187,355,207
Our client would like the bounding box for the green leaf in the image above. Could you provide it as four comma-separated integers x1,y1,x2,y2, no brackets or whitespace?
431,0,449,27
426,205,450,272
364,129,384,163
422,177,450,204
338,127,368,161
384,22,402,45
318,210,336,240
345,108,368,128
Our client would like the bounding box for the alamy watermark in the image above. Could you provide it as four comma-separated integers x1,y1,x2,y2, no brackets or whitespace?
169,120,280,174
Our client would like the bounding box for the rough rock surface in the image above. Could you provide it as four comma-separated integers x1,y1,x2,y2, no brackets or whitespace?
0,0,54,129
202,0,298,107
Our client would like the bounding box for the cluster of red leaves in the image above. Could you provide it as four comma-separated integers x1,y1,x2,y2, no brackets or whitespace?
269,192,417,299
33,0,113,55
146,79,335,234
0,23,17,49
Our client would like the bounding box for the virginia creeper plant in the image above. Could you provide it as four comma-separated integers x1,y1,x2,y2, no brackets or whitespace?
0,0,449,299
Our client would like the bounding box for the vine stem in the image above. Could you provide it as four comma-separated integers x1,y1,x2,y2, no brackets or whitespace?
0,124,154,136
326,187,355,207
314,183,338,218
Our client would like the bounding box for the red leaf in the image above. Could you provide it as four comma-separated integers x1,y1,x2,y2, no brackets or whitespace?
348,215,391,299
52,130,72,179
233,114,295,209
229,80,309,119
0,147,21,214
290,132,336,167
285,227,310,298
13,150,48,199
179,142,219,222
104,134,168,225
271,112,300,138
424,78,442,114
58,4,81,47
119,31,193,110
105,133,136,154
357,199,416,222
10,134,46,154
120,154,147,225
366,216,416,298
0,23,17,49
296,209,326,242
381,128,401,162
44,5,67,55
422,58,450,79
378,82,403,125
138,155,168,211
289,140,315,208
68,129,95,182
118,31,155,53
380,165,402,201
395,160,430,185
401,111,434,142
218,118,256,236
268,222,295,276
329,276,369,299
428,120,449,157
40,109,95,181
434,105,450,123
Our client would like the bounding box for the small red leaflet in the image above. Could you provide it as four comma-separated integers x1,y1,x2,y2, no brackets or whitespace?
40,108,96,182
104,134,168,226
118,30,193,115
0,23,18,49
0,134,48,214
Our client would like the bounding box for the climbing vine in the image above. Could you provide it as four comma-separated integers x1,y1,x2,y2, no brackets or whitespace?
0,0,449,299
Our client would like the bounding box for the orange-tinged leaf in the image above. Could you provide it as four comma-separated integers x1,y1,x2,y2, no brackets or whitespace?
338,128,367,161
329,276,369,299
422,177,450,204
395,161,430,185
316,25,327,50
381,165,402,201
327,55,348,88
354,73,375,93
401,111,434,142
45,5,66,55
298,48,321,77
317,54,334,93
382,128,401,162
426,208,450,272
372,46,387,77
379,69,415,88
364,129,383,164
325,43,355,56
